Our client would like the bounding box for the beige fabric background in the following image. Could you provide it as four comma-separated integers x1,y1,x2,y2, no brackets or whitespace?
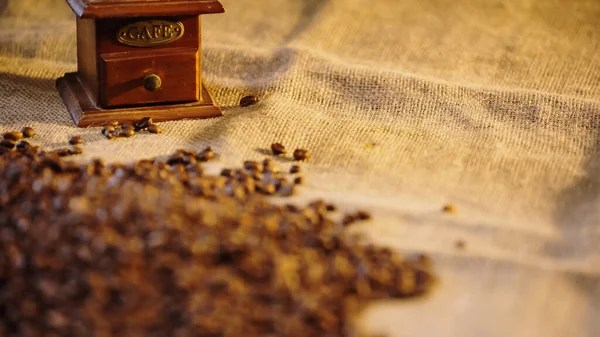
2,0,600,336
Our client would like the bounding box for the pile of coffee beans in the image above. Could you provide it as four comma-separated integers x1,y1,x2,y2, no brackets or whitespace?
0,132,435,337
102,117,162,140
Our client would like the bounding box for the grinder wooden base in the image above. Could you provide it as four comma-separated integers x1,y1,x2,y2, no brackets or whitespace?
56,73,222,128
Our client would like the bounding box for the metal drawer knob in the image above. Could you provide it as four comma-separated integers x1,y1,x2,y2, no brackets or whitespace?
143,74,162,92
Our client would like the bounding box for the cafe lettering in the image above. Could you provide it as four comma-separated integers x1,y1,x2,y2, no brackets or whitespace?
118,20,185,47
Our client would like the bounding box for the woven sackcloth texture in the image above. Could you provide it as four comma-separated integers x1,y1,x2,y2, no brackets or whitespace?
1,0,600,336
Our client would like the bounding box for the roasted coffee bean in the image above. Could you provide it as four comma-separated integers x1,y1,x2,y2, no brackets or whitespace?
341,214,356,226
220,168,235,177
455,240,466,250
240,95,258,107
294,176,304,185
262,158,275,172
102,126,115,139
16,140,31,151
68,136,83,145
290,165,301,174
21,127,34,138
134,117,153,130
256,182,277,195
148,124,162,134
68,145,83,155
325,204,337,212
271,143,286,156
0,139,16,149
293,149,310,161
54,148,71,157
244,160,262,172
119,128,135,138
107,120,119,127
3,131,23,141
120,123,134,130
442,204,456,214
356,210,372,221
196,147,214,162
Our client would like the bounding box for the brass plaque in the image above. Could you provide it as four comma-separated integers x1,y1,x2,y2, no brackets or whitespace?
117,20,185,47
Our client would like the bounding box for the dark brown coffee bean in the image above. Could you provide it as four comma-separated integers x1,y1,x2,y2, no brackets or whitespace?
21,126,34,138
240,95,258,107
0,139,15,149
356,211,372,221
119,128,135,138
102,126,115,139
294,176,303,185
121,122,134,130
293,149,310,161
290,165,301,174
16,140,31,151
262,158,275,172
148,124,162,134
69,136,83,145
271,143,286,156
3,131,23,141
455,240,466,250
244,161,263,174
220,168,234,177
196,147,214,162
341,214,356,226
325,204,337,212
134,117,153,130
55,148,71,157
68,145,83,155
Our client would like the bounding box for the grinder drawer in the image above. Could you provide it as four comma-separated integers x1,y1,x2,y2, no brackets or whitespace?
99,48,199,108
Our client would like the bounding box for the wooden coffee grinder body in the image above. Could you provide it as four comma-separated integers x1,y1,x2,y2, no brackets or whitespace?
57,0,225,127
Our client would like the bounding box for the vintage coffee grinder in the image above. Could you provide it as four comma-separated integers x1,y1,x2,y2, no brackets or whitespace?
56,0,225,127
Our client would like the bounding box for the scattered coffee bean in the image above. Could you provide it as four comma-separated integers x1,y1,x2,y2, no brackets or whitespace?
121,123,134,130
54,148,71,157
3,131,23,141
342,214,356,226
240,95,258,107
119,128,135,138
244,160,262,172
69,136,83,145
356,210,372,221
455,240,466,250
262,158,275,172
102,126,115,139
21,126,35,138
271,143,286,156
256,182,277,195
221,168,235,177
134,117,153,131
196,147,214,162
294,176,304,185
290,165,301,174
68,145,83,155
442,204,457,214
293,149,310,161
148,124,162,134
325,204,337,212
0,139,15,149
16,140,31,151
107,120,119,127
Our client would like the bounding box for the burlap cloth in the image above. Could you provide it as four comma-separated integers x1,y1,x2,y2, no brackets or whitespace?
2,0,600,335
